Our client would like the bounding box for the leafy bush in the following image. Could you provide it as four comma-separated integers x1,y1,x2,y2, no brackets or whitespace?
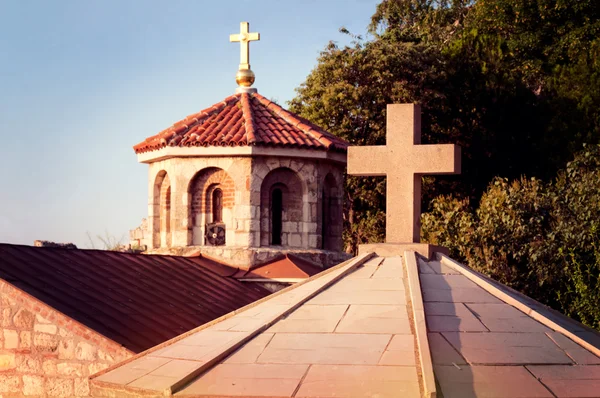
423,145,600,329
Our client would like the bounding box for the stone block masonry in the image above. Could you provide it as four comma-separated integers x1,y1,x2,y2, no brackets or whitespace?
142,154,347,268
0,280,132,397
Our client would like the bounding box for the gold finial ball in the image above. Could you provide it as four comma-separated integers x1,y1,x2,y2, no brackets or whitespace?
236,69,255,87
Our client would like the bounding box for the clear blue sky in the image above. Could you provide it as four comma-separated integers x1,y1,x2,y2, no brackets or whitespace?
0,0,379,248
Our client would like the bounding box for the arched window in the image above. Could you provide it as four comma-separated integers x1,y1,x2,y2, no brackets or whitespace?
212,188,223,223
271,188,283,245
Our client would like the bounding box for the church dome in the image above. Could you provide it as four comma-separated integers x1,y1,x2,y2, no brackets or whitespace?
133,92,348,154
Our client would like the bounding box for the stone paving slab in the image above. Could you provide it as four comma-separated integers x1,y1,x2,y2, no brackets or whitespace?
527,365,600,398
345,265,378,279
434,365,554,398
426,315,488,332
223,333,274,364
423,287,503,303
526,364,600,379
464,303,528,318
128,374,178,391
371,257,405,278
336,314,411,334
442,332,574,365
424,302,474,317
257,333,392,365
178,376,303,397
541,379,600,398
428,333,467,365
295,365,419,398
545,332,600,365
379,335,417,366
419,259,460,275
267,304,348,333
308,288,406,305
328,278,406,291
420,274,478,289
477,316,551,333
149,359,202,378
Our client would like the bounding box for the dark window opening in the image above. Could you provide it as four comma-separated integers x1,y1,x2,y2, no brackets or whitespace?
212,188,223,222
271,188,283,245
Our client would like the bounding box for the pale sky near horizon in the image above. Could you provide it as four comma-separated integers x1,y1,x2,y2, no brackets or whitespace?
0,0,380,248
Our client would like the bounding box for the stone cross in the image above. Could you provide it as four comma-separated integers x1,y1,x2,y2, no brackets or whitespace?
348,104,461,243
229,22,260,70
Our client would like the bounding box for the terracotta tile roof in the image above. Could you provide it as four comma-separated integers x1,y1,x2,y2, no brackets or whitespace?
133,92,348,154
0,244,269,353
235,254,323,281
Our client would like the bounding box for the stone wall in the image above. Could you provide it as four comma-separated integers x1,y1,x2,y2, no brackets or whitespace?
148,156,254,249
0,281,132,397
129,218,149,250
142,154,346,266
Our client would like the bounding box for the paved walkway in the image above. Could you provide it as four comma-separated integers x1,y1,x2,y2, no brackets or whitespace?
176,255,421,397
420,257,600,398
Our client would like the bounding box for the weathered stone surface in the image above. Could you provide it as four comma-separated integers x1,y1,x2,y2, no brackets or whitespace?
76,341,97,361
74,377,91,397
0,353,16,370
4,328,19,349
20,331,31,349
46,377,74,397
2,307,13,326
35,314,50,324
17,356,41,373
98,349,114,362
22,375,44,396
57,361,84,376
13,308,35,329
58,339,75,359
43,359,57,375
89,361,110,375
34,323,57,334
0,374,20,393
33,332,59,352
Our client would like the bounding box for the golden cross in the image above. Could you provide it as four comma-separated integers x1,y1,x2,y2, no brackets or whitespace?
230,22,260,70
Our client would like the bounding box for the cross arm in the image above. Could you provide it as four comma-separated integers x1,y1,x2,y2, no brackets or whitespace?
412,144,461,175
347,146,390,176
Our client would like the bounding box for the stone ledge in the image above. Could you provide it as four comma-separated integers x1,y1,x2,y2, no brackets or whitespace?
358,243,448,260
404,251,437,398
147,246,351,270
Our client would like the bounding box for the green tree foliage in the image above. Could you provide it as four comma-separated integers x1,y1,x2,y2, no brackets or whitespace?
422,145,600,329
290,0,599,254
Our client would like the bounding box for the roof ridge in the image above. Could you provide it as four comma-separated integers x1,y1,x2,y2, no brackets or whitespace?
252,93,334,149
241,93,257,144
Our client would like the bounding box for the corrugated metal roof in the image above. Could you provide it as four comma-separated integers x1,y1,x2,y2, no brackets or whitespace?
132,92,349,154
0,244,269,353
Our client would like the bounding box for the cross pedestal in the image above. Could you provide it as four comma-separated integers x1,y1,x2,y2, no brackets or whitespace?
348,104,461,256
